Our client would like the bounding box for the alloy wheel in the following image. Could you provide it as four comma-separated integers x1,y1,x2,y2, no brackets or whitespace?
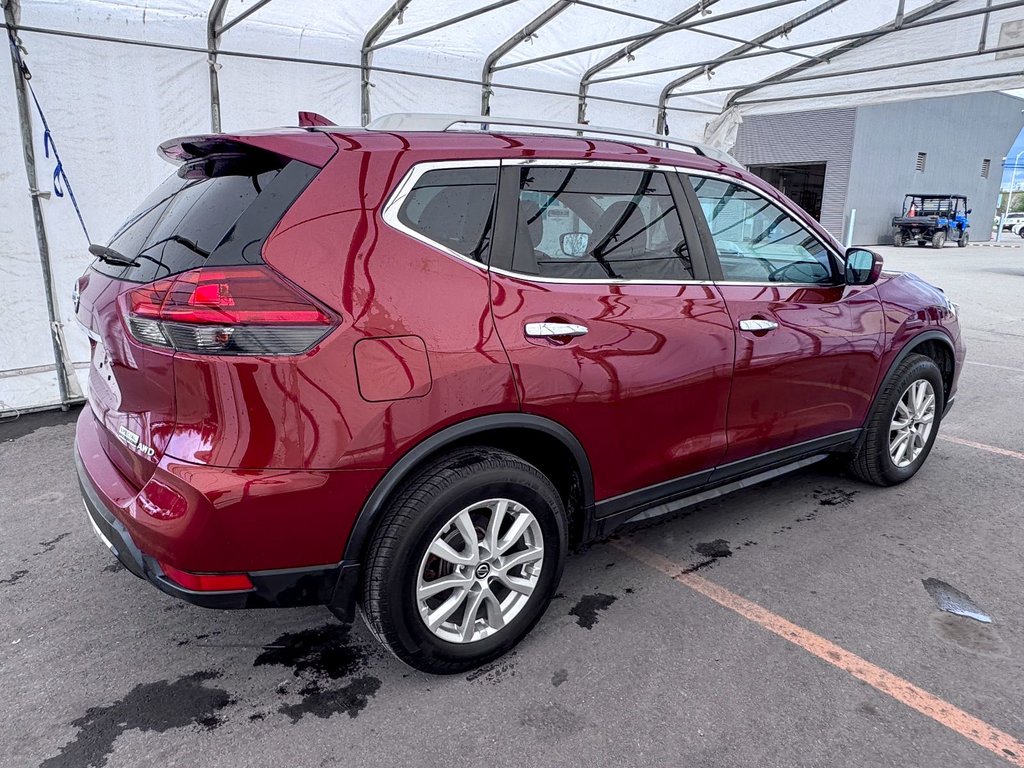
416,499,544,644
888,379,936,468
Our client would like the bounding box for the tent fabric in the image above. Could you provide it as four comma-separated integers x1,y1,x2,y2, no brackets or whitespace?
2,0,1021,411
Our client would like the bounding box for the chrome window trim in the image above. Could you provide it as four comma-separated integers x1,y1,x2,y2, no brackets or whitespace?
380,158,844,288
381,157,711,286
380,158,502,269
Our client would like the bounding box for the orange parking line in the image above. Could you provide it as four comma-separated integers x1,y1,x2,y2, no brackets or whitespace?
939,435,1024,462
613,538,1024,767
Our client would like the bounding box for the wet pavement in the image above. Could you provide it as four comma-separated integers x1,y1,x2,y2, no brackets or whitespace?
2,243,1022,767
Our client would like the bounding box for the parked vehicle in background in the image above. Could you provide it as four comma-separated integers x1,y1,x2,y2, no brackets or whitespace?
74,114,965,674
892,193,970,248
1002,212,1024,236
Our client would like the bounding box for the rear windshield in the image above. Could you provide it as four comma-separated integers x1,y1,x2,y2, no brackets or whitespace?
93,155,318,283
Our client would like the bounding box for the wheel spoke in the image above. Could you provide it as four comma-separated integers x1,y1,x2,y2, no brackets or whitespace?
895,399,912,420
458,588,487,641
483,499,509,555
499,545,543,573
484,590,505,630
452,509,479,554
428,538,475,567
427,587,469,630
417,572,472,600
890,415,912,430
496,572,535,596
497,511,533,555
920,393,935,416
892,435,910,466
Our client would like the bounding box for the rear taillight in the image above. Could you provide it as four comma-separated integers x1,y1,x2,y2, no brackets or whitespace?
118,266,336,355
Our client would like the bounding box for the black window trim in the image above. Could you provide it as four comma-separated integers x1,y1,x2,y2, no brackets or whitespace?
679,169,847,287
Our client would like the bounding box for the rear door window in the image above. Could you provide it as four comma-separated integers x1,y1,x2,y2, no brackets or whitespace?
396,167,498,263
510,166,693,281
93,156,318,283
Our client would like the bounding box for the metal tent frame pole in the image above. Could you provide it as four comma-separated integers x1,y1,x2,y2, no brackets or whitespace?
656,0,849,133
3,0,73,408
659,41,1024,102
362,0,413,126
369,0,518,52
591,0,1024,87
482,0,572,117
492,0,807,73
721,0,957,109
576,1,722,125
207,0,229,132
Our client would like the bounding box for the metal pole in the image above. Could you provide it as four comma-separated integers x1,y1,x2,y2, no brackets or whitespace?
217,0,276,37
3,0,72,407
207,0,229,132
723,0,955,108
482,0,571,117
978,0,994,51
657,0,849,134
665,41,1024,102
996,149,1024,242
370,0,518,52
362,0,413,126
493,0,807,72
591,0,1024,86
8,22,719,115
577,1,720,125
731,70,1024,106
845,209,856,248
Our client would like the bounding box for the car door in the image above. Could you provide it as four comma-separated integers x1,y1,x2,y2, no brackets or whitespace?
682,172,885,466
489,160,735,510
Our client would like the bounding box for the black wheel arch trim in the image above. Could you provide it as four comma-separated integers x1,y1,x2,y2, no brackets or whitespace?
859,329,956,443
341,412,594,562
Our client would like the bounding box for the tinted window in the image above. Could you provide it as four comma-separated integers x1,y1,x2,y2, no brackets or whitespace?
93,157,318,283
512,167,692,281
690,177,835,284
397,167,497,263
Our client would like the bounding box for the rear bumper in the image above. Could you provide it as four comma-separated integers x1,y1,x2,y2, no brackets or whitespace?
75,411,362,619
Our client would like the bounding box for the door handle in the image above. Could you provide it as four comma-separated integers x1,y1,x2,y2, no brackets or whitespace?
525,322,589,338
738,318,778,332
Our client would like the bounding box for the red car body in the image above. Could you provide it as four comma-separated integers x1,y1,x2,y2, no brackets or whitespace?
75,124,964,617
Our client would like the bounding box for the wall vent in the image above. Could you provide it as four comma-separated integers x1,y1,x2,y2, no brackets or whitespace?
915,152,927,172
982,158,991,179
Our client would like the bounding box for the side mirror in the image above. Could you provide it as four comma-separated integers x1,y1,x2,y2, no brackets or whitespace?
846,247,883,286
560,232,590,258
966,209,972,214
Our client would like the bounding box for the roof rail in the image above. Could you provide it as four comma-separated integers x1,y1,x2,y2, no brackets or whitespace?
363,113,737,166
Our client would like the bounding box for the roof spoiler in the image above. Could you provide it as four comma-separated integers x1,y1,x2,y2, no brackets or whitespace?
158,132,337,167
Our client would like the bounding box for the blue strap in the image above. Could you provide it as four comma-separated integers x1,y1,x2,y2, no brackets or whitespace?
7,28,92,245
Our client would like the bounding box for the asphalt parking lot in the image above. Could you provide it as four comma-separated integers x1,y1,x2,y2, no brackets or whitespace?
2,240,1023,768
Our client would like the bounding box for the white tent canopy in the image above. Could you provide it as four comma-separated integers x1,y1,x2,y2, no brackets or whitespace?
2,0,1022,411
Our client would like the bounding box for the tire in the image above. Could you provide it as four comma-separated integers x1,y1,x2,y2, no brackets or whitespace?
362,447,567,674
848,353,944,487
893,230,904,247
931,230,946,249
957,230,969,247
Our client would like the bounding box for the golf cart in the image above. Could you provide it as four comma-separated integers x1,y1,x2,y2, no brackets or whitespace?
892,193,970,248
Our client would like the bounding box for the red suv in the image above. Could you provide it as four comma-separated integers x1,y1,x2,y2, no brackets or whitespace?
75,115,964,673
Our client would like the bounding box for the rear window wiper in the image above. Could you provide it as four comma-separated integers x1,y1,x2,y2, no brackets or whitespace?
89,244,139,267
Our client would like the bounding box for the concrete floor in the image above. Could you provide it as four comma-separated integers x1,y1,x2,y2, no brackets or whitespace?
2,242,1022,768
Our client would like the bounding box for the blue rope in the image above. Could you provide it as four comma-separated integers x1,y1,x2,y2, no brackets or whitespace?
7,27,92,245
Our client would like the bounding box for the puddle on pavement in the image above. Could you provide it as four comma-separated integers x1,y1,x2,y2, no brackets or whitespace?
922,578,992,623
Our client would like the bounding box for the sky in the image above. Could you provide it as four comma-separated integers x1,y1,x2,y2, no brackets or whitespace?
1003,90,1024,189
